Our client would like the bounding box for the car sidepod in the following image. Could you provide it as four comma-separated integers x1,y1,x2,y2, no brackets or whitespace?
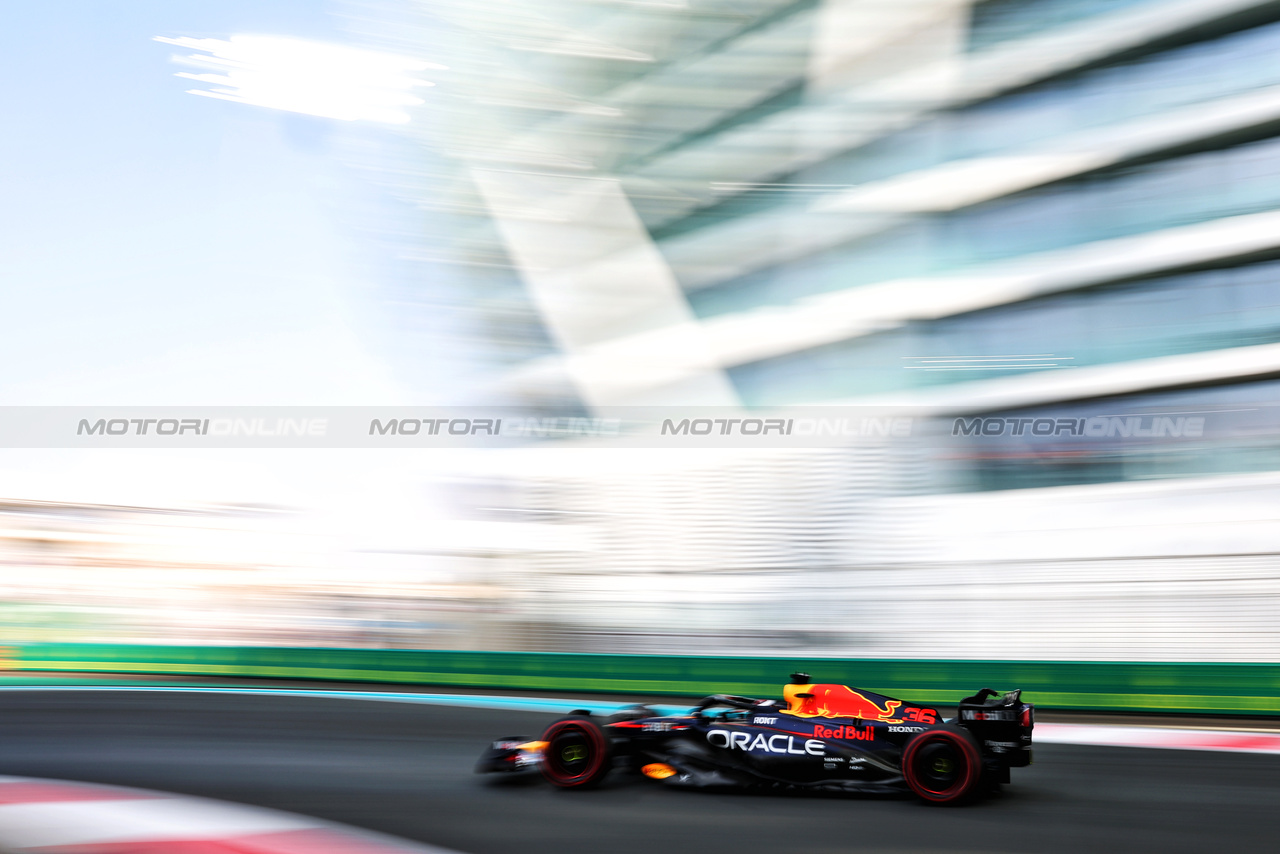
616,711,932,793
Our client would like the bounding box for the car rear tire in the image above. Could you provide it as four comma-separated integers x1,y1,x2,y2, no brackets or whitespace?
901,725,982,805
539,716,611,789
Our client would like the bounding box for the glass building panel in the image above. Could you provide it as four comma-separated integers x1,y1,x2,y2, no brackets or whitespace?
665,19,1280,250
968,0,1163,53
697,133,1280,320
729,259,1280,405
686,220,936,316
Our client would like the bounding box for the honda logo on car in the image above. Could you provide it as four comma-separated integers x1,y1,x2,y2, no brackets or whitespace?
708,730,824,755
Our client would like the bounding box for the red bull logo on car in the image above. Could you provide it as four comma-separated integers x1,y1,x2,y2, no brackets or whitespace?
784,683,902,720
813,724,875,741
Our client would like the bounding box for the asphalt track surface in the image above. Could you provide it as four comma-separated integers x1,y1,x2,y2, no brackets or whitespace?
0,690,1274,854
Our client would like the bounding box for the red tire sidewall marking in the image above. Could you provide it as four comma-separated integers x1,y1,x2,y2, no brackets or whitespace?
540,719,607,786
903,730,981,803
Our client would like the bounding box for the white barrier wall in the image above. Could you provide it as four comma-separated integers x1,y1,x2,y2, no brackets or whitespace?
499,455,1280,662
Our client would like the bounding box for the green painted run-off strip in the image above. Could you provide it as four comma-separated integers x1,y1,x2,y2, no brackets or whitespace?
3,644,1278,716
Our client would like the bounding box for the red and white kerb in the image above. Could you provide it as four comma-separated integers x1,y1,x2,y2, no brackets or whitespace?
0,776,460,854
1035,724,1280,754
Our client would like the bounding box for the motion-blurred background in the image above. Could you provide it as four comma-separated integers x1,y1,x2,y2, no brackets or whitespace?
3,0,1279,668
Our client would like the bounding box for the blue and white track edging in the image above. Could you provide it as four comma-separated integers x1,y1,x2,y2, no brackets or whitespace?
2,685,1277,756
0,683,692,717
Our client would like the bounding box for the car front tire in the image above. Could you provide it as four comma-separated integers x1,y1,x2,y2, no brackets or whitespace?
539,716,612,789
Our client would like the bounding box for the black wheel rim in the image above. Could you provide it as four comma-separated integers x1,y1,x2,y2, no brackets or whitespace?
913,740,963,793
548,729,593,779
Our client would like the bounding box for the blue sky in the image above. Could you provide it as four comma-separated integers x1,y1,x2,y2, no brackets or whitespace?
0,1,450,405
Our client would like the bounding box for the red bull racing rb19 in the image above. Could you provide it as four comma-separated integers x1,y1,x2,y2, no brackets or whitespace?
477,674,1034,805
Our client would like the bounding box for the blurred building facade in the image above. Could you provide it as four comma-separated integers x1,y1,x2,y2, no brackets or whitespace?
374,0,1280,421
374,0,1280,660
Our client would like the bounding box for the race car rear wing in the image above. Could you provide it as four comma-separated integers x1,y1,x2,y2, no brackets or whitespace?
956,688,1034,770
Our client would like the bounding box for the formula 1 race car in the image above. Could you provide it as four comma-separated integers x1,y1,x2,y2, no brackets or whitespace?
477,674,1033,804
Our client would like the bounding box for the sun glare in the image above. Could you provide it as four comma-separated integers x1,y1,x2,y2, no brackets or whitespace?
155,34,443,124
